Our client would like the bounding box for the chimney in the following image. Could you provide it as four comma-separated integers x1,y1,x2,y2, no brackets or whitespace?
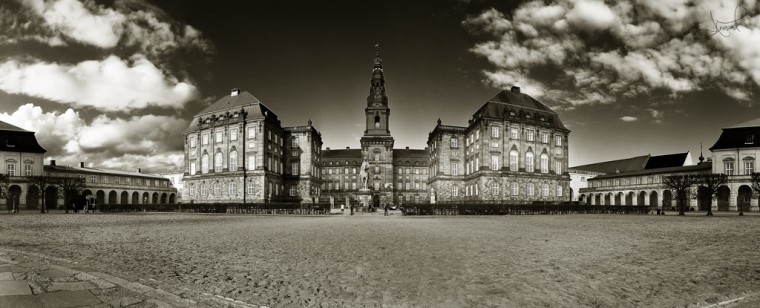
231,88,240,96
405,146,409,150
50,159,56,166
326,147,330,150
346,147,350,149
137,168,141,173
511,85,521,94
615,169,620,174
79,162,85,168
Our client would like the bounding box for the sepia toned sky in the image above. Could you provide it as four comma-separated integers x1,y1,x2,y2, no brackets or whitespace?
1,0,760,172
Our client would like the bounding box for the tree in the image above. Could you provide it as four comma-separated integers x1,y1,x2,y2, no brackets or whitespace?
695,173,728,216
663,174,697,216
27,174,61,213
0,174,9,212
748,172,760,216
58,175,86,213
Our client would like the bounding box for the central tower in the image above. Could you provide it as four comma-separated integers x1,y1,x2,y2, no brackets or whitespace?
360,44,395,204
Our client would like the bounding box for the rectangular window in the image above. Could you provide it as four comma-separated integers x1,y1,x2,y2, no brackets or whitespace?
230,129,237,141
415,182,420,190
511,128,519,140
557,186,563,197
451,163,458,176
190,162,196,175
542,184,549,197
475,130,480,140
202,134,208,145
352,182,356,190
292,137,299,148
115,177,120,184
555,161,562,175
292,162,299,175
290,186,296,196
555,135,562,146
6,164,14,176
450,137,458,148
491,155,500,170
527,183,534,196
526,130,534,141
24,165,32,176
190,136,196,147
541,132,549,143
248,126,256,139
491,126,500,138
91,175,96,183
491,183,499,196
126,177,131,184
452,186,459,197
215,131,222,143
511,182,518,196
247,182,255,194
541,155,549,173
725,161,734,175
745,160,754,175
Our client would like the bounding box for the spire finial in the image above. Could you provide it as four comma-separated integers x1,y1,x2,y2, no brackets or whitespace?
699,142,705,163
375,42,380,57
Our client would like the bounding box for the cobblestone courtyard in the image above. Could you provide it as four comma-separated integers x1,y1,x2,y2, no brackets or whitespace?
2,212,760,307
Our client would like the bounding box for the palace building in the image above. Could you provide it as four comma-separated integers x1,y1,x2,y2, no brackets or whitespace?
426,87,571,203
182,46,572,206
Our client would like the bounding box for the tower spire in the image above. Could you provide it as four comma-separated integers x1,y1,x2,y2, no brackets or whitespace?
368,42,387,107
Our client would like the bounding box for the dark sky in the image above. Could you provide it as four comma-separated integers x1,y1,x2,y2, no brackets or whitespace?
1,0,758,171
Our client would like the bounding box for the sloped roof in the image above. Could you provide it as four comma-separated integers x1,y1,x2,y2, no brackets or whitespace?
185,91,275,132
0,120,46,153
198,91,262,115
644,152,690,169
0,120,30,132
710,126,760,150
591,162,711,180
474,89,568,130
487,89,555,113
44,165,167,179
571,155,649,174
572,152,692,174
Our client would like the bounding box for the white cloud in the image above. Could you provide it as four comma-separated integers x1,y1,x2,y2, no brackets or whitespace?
22,0,125,48
14,0,213,59
0,54,197,111
620,116,638,122
465,0,760,106
566,0,617,31
0,104,187,171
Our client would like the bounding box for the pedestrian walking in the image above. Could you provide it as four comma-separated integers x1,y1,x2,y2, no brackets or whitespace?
350,204,354,215
384,203,389,216
341,204,345,214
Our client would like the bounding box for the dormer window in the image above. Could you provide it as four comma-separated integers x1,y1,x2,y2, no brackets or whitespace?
525,114,531,119
746,135,755,144
5,138,15,147
509,110,516,116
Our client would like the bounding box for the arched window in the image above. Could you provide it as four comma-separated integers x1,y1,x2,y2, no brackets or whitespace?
525,152,534,172
557,185,563,197
201,154,209,174
214,152,223,172
200,183,207,195
374,115,380,128
527,183,534,196
540,153,549,173
229,151,238,171
189,184,195,196
213,182,221,195
511,182,519,196
509,150,518,171
542,184,549,197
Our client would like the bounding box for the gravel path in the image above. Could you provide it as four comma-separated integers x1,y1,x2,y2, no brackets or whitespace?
1,212,759,307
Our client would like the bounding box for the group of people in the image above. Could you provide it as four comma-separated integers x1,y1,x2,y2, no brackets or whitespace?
340,203,391,216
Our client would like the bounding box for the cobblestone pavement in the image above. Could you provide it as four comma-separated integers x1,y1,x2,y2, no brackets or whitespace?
0,248,264,308
1,211,760,307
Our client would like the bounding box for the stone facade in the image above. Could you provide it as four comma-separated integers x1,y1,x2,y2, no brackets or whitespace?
183,89,323,204
1,120,46,210
427,87,571,203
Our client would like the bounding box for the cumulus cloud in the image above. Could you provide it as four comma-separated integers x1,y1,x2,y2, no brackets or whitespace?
10,0,213,59
0,54,197,111
648,108,664,123
0,104,186,171
464,0,760,106
620,116,638,122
